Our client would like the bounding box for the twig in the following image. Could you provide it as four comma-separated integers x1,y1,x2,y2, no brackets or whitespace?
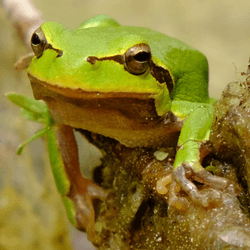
1,0,43,49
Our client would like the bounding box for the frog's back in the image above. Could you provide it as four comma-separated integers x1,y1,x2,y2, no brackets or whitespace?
80,15,209,103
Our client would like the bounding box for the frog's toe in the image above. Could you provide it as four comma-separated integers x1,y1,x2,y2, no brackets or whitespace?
171,165,229,208
168,180,190,211
192,168,229,190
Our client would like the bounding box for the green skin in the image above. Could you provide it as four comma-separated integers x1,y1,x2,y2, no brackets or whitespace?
24,15,229,244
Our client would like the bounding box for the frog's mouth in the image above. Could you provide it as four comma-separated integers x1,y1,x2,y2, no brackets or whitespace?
28,74,153,101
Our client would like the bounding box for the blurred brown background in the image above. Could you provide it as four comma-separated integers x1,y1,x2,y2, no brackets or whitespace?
1,0,249,249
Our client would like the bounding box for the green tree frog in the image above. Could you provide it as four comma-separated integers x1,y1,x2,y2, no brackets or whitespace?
25,14,229,243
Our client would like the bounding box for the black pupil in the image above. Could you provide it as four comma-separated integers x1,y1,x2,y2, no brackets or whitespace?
31,33,41,45
134,52,150,62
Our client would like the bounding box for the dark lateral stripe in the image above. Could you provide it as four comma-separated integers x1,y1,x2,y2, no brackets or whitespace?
86,55,124,65
45,44,63,58
150,61,174,95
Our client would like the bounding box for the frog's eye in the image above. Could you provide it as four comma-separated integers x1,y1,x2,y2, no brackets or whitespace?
31,27,47,58
124,44,151,75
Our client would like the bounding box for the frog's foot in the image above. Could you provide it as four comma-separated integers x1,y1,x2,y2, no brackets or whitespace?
169,165,230,210
69,178,107,245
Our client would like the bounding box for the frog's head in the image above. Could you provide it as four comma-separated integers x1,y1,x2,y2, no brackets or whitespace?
27,15,206,116
27,15,176,115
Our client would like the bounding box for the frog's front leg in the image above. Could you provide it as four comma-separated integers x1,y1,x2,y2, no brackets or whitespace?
47,124,107,245
169,105,229,209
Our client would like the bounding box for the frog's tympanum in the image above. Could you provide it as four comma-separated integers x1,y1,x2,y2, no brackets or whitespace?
27,15,229,243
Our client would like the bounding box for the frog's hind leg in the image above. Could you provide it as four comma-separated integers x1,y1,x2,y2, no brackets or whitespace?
48,124,107,245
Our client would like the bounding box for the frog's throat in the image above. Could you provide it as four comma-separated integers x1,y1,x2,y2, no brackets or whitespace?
28,74,182,148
